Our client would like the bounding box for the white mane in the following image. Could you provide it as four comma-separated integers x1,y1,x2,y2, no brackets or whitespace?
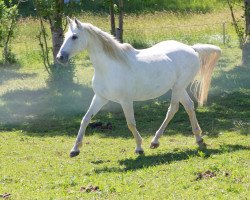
83,23,134,64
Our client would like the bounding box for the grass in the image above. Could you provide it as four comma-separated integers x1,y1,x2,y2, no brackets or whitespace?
0,8,250,200
0,132,249,199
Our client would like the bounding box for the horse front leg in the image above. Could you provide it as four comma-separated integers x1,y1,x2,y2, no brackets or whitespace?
70,94,108,157
121,102,144,154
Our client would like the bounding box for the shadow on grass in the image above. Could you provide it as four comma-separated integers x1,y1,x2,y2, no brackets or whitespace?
93,144,250,173
0,66,95,136
0,68,37,84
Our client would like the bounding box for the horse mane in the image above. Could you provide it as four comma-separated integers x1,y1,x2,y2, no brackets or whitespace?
84,23,134,64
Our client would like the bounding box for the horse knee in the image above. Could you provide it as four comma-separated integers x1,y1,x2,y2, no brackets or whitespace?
81,118,87,125
81,116,91,127
168,103,179,115
173,103,179,113
127,123,136,132
186,100,195,114
187,99,194,110
127,123,142,141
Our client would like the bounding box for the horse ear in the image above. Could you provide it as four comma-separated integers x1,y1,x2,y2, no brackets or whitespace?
74,18,82,29
67,16,74,29
67,16,73,24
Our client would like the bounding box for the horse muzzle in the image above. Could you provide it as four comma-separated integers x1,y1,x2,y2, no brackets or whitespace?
56,51,69,64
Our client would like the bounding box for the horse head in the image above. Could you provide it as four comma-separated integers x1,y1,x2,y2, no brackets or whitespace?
57,17,87,64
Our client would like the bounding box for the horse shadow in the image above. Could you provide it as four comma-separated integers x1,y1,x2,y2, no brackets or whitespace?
93,144,250,173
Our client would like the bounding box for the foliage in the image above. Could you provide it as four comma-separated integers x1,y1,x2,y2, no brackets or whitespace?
227,0,250,65
17,0,229,16
0,0,19,64
124,0,222,13
32,0,84,20
227,0,246,47
81,0,226,13
33,0,62,66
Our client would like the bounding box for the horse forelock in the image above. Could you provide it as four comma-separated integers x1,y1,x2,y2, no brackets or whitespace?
84,24,133,64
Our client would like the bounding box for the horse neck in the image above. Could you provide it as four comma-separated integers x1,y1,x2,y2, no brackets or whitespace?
86,36,117,73
87,44,109,70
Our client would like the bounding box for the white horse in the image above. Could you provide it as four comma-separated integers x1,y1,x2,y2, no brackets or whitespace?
57,17,221,157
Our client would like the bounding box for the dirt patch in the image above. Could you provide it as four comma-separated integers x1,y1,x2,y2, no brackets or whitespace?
224,171,230,177
120,149,126,153
90,160,110,164
89,121,112,130
80,185,100,193
0,193,11,199
195,170,216,180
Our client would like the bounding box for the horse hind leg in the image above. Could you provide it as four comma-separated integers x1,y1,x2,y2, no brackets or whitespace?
150,89,181,148
180,91,206,148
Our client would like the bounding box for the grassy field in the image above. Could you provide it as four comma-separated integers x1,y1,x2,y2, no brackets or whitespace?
0,8,250,200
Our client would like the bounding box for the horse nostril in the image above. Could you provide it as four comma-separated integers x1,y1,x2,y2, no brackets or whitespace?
56,54,64,61
59,55,64,60
57,51,69,63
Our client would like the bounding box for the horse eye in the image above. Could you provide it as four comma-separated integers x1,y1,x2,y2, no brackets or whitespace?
72,35,78,40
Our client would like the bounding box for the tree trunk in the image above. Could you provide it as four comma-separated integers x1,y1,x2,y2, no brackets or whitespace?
243,0,250,66
3,18,14,64
116,0,124,43
50,0,64,64
109,0,116,36
242,42,250,66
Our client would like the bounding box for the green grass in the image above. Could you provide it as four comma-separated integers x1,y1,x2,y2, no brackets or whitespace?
0,9,250,200
0,131,249,199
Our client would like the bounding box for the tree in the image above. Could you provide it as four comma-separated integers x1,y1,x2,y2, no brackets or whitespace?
0,0,20,65
108,0,124,42
50,0,64,64
33,0,82,85
33,0,64,66
242,0,250,65
116,0,124,42
109,0,116,36
228,0,250,66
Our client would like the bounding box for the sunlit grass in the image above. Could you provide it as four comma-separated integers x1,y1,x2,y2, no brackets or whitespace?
0,131,249,199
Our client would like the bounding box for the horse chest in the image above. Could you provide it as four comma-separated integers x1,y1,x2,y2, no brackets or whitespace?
92,72,128,102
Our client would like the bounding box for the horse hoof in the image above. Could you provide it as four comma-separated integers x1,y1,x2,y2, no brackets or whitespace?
150,142,160,149
70,150,80,158
135,150,144,155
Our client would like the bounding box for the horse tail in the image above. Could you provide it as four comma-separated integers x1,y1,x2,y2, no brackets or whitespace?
192,44,221,106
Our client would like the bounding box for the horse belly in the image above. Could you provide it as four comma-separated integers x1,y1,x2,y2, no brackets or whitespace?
132,66,176,101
